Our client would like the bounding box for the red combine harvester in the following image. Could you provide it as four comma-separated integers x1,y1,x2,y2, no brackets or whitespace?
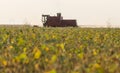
42,13,77,27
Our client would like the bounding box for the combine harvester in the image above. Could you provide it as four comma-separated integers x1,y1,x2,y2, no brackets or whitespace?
42,13,77,27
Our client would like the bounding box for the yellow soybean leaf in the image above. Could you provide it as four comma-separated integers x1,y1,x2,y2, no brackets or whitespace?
93,63,101,68
2,60,7,66
32,33,36,39
52,35,56,38
9,45,13,49
35,63,39,70
34,50,41,59
25,58,29,64
11,39,14,44
60,43,64,50
72,71,79,73
94,63,101,68
109,64,118,73
19,53,27,59
92,63,104,73
15,56,20,62
50,55,57,63
18,38,25,45
15,53,27,62
93,49,97,56
23,47,27,52
45,69,56,73
45,47,49,51
78,53,84,59
49,69,56,73
45,58,49,62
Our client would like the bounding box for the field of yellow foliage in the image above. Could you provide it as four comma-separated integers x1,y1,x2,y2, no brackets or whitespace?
0,26,120,73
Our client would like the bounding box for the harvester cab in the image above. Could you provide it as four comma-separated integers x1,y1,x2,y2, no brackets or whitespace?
42,15,49,26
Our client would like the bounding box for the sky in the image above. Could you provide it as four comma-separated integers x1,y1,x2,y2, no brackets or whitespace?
0,0,120,27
